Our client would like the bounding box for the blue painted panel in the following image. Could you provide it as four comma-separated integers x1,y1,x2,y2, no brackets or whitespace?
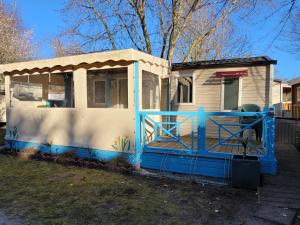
134,61,141,166
141,152,277,177
141,152,230,178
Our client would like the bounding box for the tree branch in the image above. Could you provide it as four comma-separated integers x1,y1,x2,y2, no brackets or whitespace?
128,0,152,54
85,0,117,50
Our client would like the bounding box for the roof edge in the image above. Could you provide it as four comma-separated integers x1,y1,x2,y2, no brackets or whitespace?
171,56,277,71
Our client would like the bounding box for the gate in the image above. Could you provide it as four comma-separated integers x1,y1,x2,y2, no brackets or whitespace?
275,118,296,145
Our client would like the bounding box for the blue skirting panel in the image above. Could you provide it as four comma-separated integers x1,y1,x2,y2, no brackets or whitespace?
141,151,232,178
6,140,137,165
141,151,277,178
260,157,277,175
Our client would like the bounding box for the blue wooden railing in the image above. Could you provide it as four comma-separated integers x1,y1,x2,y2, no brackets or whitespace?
138,107,275,160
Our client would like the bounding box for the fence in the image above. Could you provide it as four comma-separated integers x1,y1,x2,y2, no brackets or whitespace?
275,118,296,145
293,104,300,120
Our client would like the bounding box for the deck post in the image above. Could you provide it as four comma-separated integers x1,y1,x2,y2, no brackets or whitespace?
134,61,142,168
262,107,277,175
197,107,206,153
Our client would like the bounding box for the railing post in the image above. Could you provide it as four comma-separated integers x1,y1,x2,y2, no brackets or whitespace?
262,107,277,175
264,107,275,159
134,61,142,168
142,114,146,147
197,107,206,153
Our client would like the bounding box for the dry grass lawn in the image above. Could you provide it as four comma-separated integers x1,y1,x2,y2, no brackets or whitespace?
0,153,261,225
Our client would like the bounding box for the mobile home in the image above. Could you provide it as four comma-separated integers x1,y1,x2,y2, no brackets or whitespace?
0,49,277,178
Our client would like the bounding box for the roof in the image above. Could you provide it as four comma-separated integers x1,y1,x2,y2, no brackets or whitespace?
289,76,300,85
0,49,168,75
172,56,277,71
274,79,282,83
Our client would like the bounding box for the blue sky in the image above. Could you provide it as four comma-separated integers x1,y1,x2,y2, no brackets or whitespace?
7,0,300,80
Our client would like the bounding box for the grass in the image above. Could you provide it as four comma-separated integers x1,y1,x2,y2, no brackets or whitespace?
0,153,258,225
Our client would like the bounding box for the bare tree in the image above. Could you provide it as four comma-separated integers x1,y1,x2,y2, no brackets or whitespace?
59,0,250,62
287,10,300,55
280,1,300,56
0,1,37,64
52,37,83,57
242,0,299,52
175,2,252,62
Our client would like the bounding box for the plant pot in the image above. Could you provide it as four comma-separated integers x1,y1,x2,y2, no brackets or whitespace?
231,155,261,189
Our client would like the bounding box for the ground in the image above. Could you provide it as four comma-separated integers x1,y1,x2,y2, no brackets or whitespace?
0,123,299,225
0,153,264,225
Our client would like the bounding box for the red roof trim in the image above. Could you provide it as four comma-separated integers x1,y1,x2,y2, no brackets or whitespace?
215,70,248,77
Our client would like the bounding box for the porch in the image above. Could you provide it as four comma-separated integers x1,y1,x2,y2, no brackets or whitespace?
148,137,261,155
137,108,277,178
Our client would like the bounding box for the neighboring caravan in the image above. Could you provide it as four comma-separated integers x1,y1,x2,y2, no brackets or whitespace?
0,49,277,177
272,79,292,118
289,76,300,120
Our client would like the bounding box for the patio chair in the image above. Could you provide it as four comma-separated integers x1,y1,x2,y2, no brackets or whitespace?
239,104,262,143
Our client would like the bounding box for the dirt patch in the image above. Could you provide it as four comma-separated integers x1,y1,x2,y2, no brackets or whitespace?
17,148,38,160
31,150,134,174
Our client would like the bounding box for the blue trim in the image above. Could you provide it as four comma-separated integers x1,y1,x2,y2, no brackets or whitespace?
139,110,267,117
197,107,206,152
134,61,141,166
5,140,137,165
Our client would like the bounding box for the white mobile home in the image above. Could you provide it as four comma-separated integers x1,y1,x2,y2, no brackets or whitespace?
0,50,277,177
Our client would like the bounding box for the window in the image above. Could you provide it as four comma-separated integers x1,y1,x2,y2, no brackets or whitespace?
12,82,42,101
94,80,106,105
177,76,193,103
87,68,128,108
283,87,291,102
10,73,74,108
223,78,239,110
118,79,128,108
142,71,160,109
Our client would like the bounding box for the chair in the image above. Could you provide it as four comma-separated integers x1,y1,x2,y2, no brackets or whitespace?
239,104,262,143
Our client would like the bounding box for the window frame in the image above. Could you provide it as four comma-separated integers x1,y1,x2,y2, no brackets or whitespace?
175,74,195,106
220,77,242,112
92,76,128,108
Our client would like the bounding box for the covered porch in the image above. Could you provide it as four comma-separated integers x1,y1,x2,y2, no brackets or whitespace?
0,49,168,166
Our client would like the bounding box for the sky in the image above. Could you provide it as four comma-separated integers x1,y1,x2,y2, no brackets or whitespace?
5,0,300,80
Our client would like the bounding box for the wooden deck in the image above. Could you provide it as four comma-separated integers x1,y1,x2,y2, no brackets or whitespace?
260,143,300,209
147,136,263,155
